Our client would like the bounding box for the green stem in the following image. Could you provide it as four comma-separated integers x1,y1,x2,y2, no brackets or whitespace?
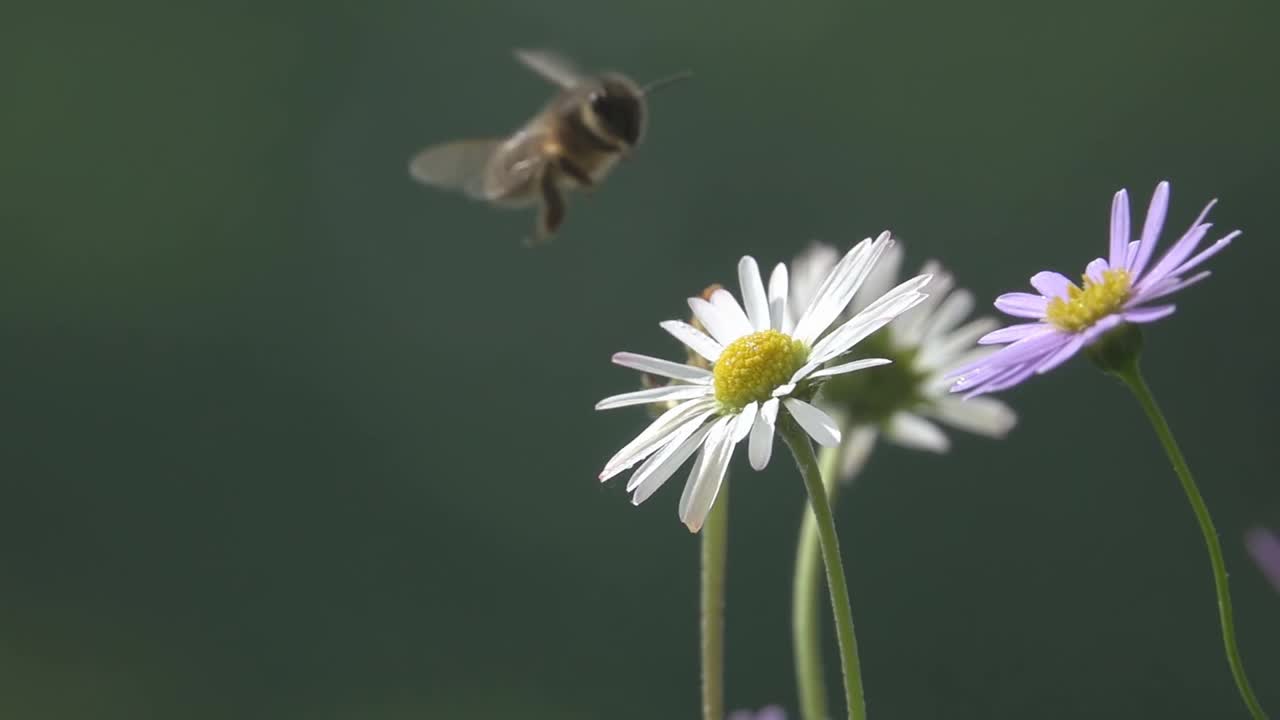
701,477,729,720
1114,364,1268,720
793,443,844,720
780,418,866,720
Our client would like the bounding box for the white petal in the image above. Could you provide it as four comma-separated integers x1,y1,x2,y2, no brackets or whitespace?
748,397,780,470
594,384,709,410
784,398,842,447
688,297,745,346
801,291,927,374
676,433,712,517
793,233,893,344
738,256,771,331
628,419,715,504
852,241,904,313
916,317,999,371
660,320,723,363
838,426,879,482
678,417,737,532
768,263,791,333
611,352,711,383
599,399,716,480
708,288,754,338
806,274,932,366
626,415,706,493
788,244,839,317
807,357,892,379
885,412,950,453
895,263,952,346
924,395,1017,438
921,288,973,342
732,402,758,443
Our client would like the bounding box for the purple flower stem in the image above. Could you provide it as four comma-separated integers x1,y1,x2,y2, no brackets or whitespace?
1114,363,1268,719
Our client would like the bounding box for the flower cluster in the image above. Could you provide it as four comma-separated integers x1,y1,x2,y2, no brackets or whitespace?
589,180,1258,720
596,233,931,531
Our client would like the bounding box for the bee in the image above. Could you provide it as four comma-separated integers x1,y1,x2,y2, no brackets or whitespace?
408,49,689,245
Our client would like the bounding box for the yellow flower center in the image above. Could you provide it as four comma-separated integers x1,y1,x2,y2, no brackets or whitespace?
712,329,808,410
1045,269,1132,332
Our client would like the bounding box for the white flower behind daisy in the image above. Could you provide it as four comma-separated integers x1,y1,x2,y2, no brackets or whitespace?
596,232,931,532
787,240,1017,720
790,240,1017,475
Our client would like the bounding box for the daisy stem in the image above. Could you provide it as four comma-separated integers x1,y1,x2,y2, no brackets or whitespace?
1114,363,1269,720
701,477,729,720
792,443,844,720
780,418,866,720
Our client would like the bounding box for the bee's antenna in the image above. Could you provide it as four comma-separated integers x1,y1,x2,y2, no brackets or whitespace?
641,70,693,95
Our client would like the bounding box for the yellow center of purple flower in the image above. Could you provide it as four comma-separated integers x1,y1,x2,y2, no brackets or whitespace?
713,330,808,410
1045,269,1132,332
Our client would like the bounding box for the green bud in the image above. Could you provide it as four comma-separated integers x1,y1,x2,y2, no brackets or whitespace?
1085,322,1144,377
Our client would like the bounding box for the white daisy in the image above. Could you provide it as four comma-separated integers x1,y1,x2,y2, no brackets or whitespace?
790,241,1017,478
596,233,932,532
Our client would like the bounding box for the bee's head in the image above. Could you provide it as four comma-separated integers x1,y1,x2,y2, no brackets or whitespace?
583,75,645,148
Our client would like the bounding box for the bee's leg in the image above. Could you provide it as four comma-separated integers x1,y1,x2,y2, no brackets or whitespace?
525,169,566,247
557,157,594,189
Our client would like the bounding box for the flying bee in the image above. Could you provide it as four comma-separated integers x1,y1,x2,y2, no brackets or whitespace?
408,49,690,245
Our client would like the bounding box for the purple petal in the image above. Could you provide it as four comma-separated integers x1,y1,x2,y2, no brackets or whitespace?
1136,222,1212,291
1136,270,1211,303
1245,528,1280,595
951,329,1066,381
1085,257,1109,283
1078,314,1124,346
948,363,1008,394
1030,271,1073,299
994,292,1049,319
978,322,1052,345
986,362,1040,391
1128,181,1170,276
1109,188,1130,269
984,327,1070,366
753,707,787,720
962,362,1039,397
1122,304,1176,324
1035,334,1085,374
1168,230,1239,278
1124,240,1140,266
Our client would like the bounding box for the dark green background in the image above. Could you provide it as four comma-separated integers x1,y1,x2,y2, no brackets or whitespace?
3,0,1277,717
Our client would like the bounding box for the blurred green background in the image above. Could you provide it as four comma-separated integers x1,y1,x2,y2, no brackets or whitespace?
3,0,1278,717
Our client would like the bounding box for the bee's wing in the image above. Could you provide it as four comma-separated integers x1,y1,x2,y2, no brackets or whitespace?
514,49,584,88
408,139,503,201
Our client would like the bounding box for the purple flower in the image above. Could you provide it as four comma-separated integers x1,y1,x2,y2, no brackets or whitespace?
1245,528,1280,594
727,706,786,720
948,181,1238,396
